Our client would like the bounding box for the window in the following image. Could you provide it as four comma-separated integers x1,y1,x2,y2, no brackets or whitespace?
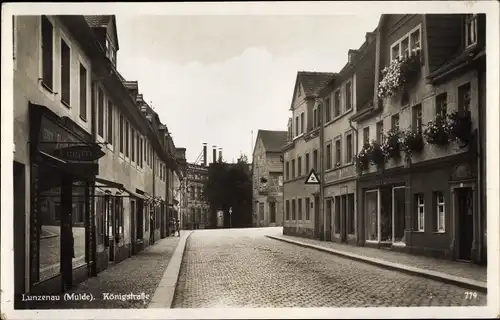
415,194,425,231
291,199,296,220
334,90,341,117
313,150,318,171
325,98,331,122
125,121,129,157
363,127,370,145
305,153,310,173
119,114,124,153
297,156,302,176
346,134,353,163
313,108,318,128
139,138,143,168
390,25,421,61
285,161,290,180
436,93,447,118
435,191,445,232
291,159,296,178
300,112,304,134
412,104,423,133
131,129,135,163
465,14,478,48
136,133,140,165
107,100,113,145
97,88,104,138
286,200,290,221
298,198,303,220
295,116,299,136
317,104,322,126
41,16,54,90
335,139,341,166
345,82,352,111
376,121,384,143
305,198,310,221
347,194,355,234
326,143,332,170
79,64,87,120
391,114,400,130
60,39,71,106
458,83,471,112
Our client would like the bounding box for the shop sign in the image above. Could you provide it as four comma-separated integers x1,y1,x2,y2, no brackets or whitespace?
55,145,105,162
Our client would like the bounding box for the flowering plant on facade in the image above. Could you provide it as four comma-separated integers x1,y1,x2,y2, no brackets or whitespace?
355,143,372,174
448,110,473,144
423,114,451,146
376,49,422,100
401,129,424,160
382,127,403,159
369,140,387,168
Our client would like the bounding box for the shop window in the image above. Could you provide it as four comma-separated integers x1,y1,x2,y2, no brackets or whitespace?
365,190,379,241
285,200,290,221
347,194,355,235
334,196,341,234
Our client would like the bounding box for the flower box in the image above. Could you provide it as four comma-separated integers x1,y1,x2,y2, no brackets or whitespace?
377,49,422,100
382,127,402,159
355,143,371,174
402,130,424,159
369,140,386,169
448,110,472,144
423,115,451,146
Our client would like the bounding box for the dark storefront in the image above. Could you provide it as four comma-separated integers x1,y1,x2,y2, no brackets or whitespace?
357,151,482,263
27,103,104,298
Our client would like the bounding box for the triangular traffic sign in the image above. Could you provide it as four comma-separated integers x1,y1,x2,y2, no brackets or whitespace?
304,169,320,185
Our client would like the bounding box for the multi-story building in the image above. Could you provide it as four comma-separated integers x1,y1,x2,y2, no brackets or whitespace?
320,31,376,244
350,14,486,264
252,130,287,227
282,72,336,239
185,162,210,229
12,14,186,304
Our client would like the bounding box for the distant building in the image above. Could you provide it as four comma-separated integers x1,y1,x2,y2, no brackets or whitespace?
252,130,288,227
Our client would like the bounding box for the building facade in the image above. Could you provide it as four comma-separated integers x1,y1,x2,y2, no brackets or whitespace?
282,72,336,239
281,14,486,265
184,162,210,229
352,14,486,263
13,14,186,306
252,130,287,227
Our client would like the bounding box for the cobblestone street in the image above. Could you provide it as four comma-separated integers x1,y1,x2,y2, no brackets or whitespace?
172,228,487,308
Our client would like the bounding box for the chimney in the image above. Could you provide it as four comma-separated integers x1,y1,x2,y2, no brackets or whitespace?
212,145,217,164
203,143,207,167
348,49,359,64
365,32,376,44
218,148,222,161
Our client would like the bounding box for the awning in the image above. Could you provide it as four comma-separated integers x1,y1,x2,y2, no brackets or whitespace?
94,177,147,199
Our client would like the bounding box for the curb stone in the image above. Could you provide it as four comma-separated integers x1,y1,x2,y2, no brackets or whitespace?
266,235,487,294
148,230,194,308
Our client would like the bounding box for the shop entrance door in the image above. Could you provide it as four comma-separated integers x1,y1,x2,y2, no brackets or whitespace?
456,187,474,261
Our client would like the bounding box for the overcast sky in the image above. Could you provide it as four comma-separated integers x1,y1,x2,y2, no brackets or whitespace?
115,15,381,163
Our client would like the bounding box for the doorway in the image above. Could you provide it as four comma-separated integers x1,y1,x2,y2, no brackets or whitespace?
13,162,26,309
325,198,332,241
456,187,474,261
269,202,276,224
130,199,136,255
392,186,406,244
314,195,320,239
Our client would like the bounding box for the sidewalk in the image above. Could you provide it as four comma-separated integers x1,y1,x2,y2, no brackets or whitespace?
28,232,189,309
266,234,487,293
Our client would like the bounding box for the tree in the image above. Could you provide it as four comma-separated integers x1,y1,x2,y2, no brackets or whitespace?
203,155,253,228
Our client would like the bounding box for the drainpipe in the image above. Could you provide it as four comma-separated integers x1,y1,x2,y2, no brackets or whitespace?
318,99,325,241
349,118,358,244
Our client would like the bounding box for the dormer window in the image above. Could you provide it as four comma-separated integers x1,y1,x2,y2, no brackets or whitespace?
105,36,116,65
465,14,477,48
390,25,421,61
